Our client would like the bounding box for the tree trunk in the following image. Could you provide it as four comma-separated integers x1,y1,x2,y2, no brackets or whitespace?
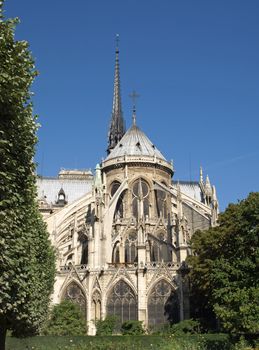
0,323,7,350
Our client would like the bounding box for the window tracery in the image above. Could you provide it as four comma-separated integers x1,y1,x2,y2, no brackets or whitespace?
149,233,171,262
63,282,86,319
148,280,178,327
132,178,150,220
125,231,137,263
106,280,137,325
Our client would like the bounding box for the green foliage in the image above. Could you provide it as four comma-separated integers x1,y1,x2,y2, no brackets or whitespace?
188,192,259,336
170,319,200,335
95,315,117,335
5,334,236,350
43,300,87,336
0,1,55,347
121,320,145,335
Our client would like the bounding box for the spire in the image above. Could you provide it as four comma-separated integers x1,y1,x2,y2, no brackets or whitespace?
199,166,203,184
129,90,140,126
205,175,211,188
107,34,125,154
0,1,4,21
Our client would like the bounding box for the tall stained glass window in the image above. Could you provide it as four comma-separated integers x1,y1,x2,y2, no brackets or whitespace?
148,280,178,328
106,280,137,325
63,282,87,319
132,178,149,220
125,231,137,263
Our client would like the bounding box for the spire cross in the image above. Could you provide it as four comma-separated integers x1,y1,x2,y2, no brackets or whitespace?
129,90,140,125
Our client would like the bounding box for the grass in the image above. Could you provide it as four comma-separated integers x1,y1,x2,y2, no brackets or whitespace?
6,335,168,350
6,334,257,350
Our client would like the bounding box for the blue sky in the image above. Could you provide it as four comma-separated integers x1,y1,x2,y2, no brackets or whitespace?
5,0,259,210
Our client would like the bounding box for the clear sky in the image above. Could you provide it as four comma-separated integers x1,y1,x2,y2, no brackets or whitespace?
5,0,259,210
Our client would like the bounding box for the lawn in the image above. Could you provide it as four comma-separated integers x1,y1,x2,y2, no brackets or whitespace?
5,334,234,350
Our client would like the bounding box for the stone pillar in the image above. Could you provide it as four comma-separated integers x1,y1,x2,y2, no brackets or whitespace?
137,258,147,327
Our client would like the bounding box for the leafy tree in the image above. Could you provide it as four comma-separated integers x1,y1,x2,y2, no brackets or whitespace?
43,300,87,336
188,193,259,337
0,2,55,349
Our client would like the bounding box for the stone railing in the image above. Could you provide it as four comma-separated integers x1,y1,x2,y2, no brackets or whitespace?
59,261,180,273
59,264,89,273
107,261,180,270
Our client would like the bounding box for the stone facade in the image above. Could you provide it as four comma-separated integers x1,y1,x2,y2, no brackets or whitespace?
37,44,218,334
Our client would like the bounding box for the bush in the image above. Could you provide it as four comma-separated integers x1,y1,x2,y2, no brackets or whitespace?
202,333,232,350
95,315,117,335
121,320,145,335
148,323,172,335
43,300,87,336
170,319,201,335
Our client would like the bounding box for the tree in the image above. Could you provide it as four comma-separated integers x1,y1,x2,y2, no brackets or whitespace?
0,2,55,349
188,192,259,337
43,300,87,336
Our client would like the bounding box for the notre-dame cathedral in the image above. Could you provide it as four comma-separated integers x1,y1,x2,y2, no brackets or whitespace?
37,41,218,335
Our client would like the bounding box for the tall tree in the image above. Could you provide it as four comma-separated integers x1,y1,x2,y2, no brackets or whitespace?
0,2,55,349
188,192,259,337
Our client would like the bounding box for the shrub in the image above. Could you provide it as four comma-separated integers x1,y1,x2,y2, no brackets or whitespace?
202,333,232,350
43,300,87,336
170,319,201,335
148,323,169,335
121,320,145,335
95,315,117,335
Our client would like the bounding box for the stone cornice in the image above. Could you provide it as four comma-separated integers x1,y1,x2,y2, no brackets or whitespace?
102,155,173,175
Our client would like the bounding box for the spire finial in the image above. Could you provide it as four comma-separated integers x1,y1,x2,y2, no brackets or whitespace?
115,33,119,53
129,90,140,126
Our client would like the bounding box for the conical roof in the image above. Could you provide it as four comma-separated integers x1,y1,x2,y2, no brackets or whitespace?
105,124,166,161
107,35,125,154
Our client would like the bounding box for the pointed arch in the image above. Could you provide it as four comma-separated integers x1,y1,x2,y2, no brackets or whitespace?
112,240,120,263
149,231,171,262
124,230,137,263
106,279,137,325
131,178,150,220
147,278,179,329
62,280,87,319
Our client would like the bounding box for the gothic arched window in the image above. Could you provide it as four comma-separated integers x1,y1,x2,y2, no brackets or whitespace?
78,231,88,265
151,241,161,262
112,241,120,263
132,178,150,220
148,280,178,328
106,280,137,325
63,282,87,319
125,232,137,263
111,181,124,219
149,233,171,263
155,189,167,218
